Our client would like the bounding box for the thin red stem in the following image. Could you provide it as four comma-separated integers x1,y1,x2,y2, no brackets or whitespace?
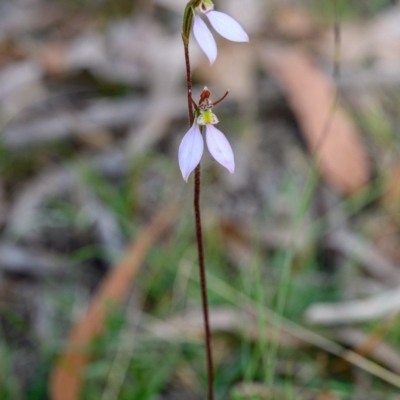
194,164,214,400
183,40,214,400
184,41,194,124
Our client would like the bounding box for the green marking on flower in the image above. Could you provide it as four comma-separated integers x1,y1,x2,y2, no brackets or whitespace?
197,109,219,126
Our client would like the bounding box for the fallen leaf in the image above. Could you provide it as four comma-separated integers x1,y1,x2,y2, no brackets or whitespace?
49,205,177,400
259,46,369,194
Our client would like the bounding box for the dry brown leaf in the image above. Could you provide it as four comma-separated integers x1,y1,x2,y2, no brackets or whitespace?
49,205,177,400
259,47,369,194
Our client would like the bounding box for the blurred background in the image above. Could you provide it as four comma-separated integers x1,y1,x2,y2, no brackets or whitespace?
1,0,400,399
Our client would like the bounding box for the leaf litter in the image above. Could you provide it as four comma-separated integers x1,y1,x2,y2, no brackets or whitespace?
0,0,400,399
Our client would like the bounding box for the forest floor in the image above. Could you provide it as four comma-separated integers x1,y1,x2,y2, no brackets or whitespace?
1,0,400,399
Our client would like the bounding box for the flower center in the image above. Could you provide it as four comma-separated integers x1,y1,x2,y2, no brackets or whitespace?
197,109,219,126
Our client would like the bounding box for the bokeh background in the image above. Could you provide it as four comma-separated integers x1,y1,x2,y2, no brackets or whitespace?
1,0,400,399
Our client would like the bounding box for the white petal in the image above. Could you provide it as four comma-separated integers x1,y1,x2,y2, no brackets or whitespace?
179,124,204,182
205,125,235,173
192,15,217,65
206,11,249,42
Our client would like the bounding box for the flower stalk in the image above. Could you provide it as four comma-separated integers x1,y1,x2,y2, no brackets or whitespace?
180,2,248,398
183,37,215,400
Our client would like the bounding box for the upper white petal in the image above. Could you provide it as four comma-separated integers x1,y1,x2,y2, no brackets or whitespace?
192,15,218,65
205,125,235,173
206,11,249,43
179,123,204,182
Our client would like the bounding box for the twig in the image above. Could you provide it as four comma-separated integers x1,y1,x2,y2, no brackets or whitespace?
305,286,400,325
326,229,400,284
0,244,71,277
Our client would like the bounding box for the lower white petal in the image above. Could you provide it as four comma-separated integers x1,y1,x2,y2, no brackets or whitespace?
205,125,235,173
179,124,204,182
206,11,249,43
192,15,217,65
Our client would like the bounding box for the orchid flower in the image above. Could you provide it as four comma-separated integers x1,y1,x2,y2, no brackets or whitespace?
179,87,235,182
191,0,249,65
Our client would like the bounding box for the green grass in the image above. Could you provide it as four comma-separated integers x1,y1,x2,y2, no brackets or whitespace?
2,131,398,399
2,156,391,399
0,344,22,399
